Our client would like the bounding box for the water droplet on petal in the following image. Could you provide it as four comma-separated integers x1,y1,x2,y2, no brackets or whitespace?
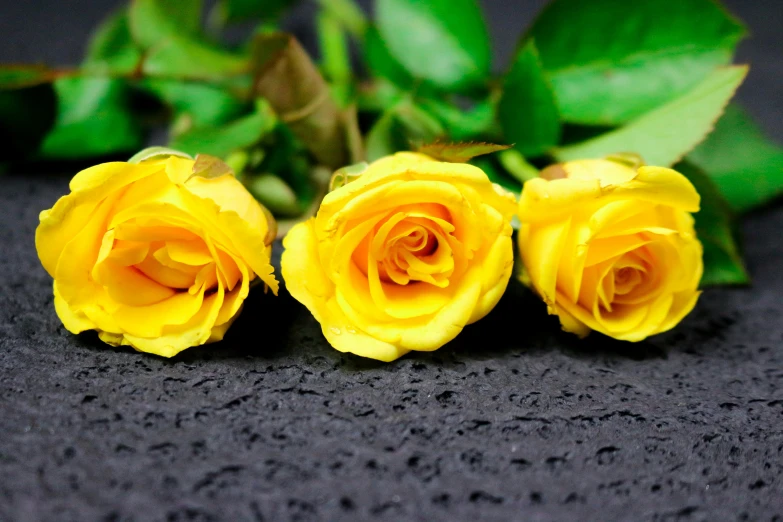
346,326,357,334
329,326,342,335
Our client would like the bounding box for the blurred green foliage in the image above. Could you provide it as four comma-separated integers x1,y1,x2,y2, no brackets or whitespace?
2,0,782,285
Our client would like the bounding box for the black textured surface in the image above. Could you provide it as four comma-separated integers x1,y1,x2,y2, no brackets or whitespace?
2,1,783,521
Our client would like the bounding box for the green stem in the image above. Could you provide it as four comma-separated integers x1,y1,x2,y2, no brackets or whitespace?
314,0,368,39
499,149,539,183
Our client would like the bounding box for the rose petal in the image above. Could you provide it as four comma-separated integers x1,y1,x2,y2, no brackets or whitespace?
112,287,207,339
520,217,571,305
121,284,225,358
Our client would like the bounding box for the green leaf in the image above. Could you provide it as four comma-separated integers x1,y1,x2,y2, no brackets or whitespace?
215,0,296,23
526,0,745,124
498,40,560,157
365,109,404,161
142,34,250,83
366,100,445,161
357,79,404,113
394,102,445,143
128,146,193,163
676,162,749,286
688,104,783,213
129,0,203,49
554,66,747,166
418,142,510,163
169,105,275,158
129,0,250,83
39,77,143,159
364,26,413,89
275,166,332,238
247,173,301,216
223,149,250,176
318,9,352,105
316,0,367,37
258,125,314,202
140,79,249,128
375,0,491,90
418,97,496,141
83,9,142,75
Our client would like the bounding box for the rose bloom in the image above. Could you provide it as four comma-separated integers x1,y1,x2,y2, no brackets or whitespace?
36,155,277,357
282,152,517,362
517,158,703,341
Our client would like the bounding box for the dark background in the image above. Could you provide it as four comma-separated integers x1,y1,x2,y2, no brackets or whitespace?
1,1,782,521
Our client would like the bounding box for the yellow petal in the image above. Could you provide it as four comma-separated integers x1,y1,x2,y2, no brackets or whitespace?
337,264,483,352
590,201,669,238
555,291,603,335
518,177,603,224
37,161,169,277
555,221,591,304
584,235,653,267
657,290,701,334
366,261,451,320
113,221,201,242
519,217,571,305
98,331,128,347
122,284,225,357
208,305,241,343
54,191,124,310
185,173,274,248
112,288,206,339
593,301,650,336
282,220,333,309
613,166,700,212
324,180,465,236
53,283,95,334
36,195,97,277
94,260,178,306
165,239,213,266
214,263,250,326
108,240,150,266
70,160,165,193
281,220,409,362
552,302,591,338
110,184,278,294
164,156,194,185
562,159,638,186
152,244,204,274
180,189,278,294
396,264,483,351
320,296,410,362
135,253,198,289
469,232,514,324
322,153,514,221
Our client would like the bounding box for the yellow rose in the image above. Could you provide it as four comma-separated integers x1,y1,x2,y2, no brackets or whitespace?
281,152,517,362
35,154,278,357
517,158,703,341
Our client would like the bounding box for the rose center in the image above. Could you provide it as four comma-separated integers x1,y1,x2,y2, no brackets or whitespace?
91,220,242,307
614,266,643,293
353,209,457,289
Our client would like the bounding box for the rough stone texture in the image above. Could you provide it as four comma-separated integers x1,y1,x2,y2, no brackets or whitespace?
3,175,783,522
1,1,783,521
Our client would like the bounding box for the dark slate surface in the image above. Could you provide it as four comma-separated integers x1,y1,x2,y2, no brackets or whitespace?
1,1,782,521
